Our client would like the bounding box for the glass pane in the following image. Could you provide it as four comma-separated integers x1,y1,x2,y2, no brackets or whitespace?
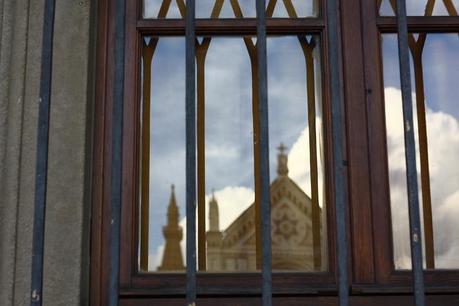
139,37,186,272
382,33,459,269
144,0,184,18
202,37,256,272
142,0,319,18
379,0,458,16
267,36,327,271
142,0,255,18
267,0,318,18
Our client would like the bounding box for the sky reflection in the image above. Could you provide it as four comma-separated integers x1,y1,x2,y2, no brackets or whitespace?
382,33,459,269
143,0,317,18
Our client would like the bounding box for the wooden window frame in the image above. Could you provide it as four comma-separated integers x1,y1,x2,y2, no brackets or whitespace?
89,0,459,304
355,0,459,292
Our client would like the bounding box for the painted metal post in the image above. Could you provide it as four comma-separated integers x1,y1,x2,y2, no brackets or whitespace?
395,0,426,305
185,0,197,303
326,0,349,305
108,0,126,305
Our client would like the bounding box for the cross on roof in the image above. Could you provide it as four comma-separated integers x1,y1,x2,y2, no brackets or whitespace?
277,143,287,155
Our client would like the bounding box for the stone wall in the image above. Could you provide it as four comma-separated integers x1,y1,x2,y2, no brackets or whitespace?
0,1,94,305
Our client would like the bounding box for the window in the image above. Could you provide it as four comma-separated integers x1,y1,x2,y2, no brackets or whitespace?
360,0,459,287
130,0,336,292
90,0,459,304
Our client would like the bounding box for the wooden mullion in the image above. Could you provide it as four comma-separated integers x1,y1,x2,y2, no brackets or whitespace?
136,18,325,35
377,16,459,32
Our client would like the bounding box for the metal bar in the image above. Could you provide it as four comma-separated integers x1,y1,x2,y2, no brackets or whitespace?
395,0,426,305
256,0,272,304
30,0,56,304
108,0,126,304
185,0,197,301
326,0,349,305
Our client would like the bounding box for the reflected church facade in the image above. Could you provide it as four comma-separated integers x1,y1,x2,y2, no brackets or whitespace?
158,145,326,272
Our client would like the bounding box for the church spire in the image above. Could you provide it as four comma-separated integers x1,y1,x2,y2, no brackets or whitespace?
158,184,184,271
208,190,220,232
277,143,289,176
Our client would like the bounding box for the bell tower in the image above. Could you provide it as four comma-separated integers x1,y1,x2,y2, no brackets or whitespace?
158,185,185,271
208,191,220,232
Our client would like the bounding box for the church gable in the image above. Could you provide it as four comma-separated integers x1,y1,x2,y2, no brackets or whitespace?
219,180,314,251
272,200,312,248
202,143,322,271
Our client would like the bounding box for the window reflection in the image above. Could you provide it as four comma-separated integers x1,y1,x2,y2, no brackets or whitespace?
142,0,318,19
139,37,186,272
202,37,256,272
379,0,458,16
139,35,327,273
382,33,459,269
268,36,327,271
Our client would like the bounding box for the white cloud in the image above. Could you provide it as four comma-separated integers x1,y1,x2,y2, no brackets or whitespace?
206,186,255,231
385,87,459,269
288,119,326,207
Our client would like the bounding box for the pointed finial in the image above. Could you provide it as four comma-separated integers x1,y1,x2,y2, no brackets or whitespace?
277,143,289,176
278,143,287,155
209,188,219,231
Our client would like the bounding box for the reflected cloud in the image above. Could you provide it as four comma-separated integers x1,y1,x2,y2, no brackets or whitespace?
385,87,459,269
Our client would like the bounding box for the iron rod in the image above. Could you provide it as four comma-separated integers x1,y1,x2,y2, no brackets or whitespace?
326,0,349,305
256,0,272,304
186,0,197,302
30,0,56,304
395,0,426,305
108,0,126,304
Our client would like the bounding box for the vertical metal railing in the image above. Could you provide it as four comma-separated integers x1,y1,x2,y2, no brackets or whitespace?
30,0,56,304
326,0,349,305
395,0,426,305
256,0,272,304
185,0,197,303
109,0,126,305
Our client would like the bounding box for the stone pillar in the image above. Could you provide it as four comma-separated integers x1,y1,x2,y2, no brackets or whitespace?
0,0,94,305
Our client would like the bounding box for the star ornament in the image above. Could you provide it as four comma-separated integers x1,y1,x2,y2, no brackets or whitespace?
273,208,298,242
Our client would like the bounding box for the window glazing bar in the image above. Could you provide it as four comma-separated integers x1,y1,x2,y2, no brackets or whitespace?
256,0,272,304
395,0,426,305
30,0,56,304
326,0,348,305
185,0,197,303
108,0,126,305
